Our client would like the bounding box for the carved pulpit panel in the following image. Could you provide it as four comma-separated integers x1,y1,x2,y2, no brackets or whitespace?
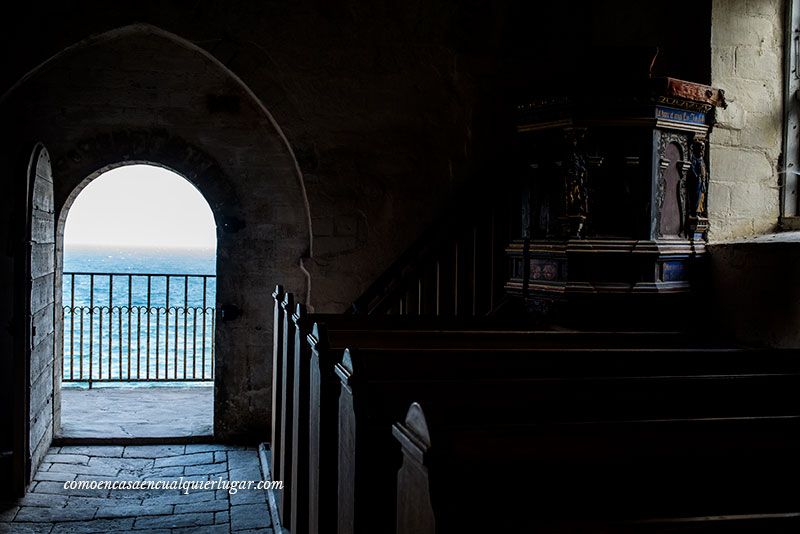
506,78,725,321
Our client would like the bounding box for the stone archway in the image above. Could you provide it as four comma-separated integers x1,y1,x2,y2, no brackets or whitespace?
1,24,313,485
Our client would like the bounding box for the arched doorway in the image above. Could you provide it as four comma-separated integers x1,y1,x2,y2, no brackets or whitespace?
58,163,217,439
3,22,312,493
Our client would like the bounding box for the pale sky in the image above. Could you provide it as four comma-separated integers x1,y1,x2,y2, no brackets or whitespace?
64,164,217,249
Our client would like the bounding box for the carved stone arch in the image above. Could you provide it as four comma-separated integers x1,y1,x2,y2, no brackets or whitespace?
1,22,312,275
54,131,239,233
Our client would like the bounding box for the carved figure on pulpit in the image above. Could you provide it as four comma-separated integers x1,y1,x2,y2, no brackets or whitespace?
563,129,589,237
566,151,588,215
688,139,708,217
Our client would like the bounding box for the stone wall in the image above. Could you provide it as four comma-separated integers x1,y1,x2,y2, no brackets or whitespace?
706,1,800,348
709,0,784,240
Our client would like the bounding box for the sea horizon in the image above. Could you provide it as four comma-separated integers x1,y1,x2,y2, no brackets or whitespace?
64,244,217,275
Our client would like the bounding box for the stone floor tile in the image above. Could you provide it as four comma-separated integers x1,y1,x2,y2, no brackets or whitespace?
185,461,227,476
31,481,107,499
132,512,214,530
227,467,262,483
226,451,258,471
215,510,230,524
173,499,228,515
46,463,120,477
122,445,185,458
153,452,214,468
95,502,173,519
0,507,18,522
42,454,90,466
184,444,230,454
16,493,69,508
74,474,121,483
63,496,140,508
33,471,76,483
60,446,125,458
230,503,271,531
172,524,230,534
14,504,98,522
50,518,135,533
229,489,267,506
88,457,154,472
120,465,185,480
0,522,54,533
179,474,211,483
139,490,218,507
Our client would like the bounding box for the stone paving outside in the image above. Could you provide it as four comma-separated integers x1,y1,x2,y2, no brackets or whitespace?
0,444,274,533
60,387,213,439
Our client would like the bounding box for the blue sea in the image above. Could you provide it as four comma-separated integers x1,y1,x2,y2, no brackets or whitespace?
62,246,217,387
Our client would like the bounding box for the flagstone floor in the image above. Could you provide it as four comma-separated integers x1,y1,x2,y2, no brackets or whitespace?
60,387,213,439
0,444,274,533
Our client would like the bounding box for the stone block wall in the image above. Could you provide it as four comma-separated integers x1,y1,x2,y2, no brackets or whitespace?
710,0,784,240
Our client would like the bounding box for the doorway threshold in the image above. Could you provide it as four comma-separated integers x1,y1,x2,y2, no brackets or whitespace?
59,386,213,441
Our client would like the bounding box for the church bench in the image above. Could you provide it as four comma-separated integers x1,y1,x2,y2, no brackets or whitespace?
394,400,800,533
334,346,800,534
274,287,577,532
302,326,705,534
271,287,724,534
271,289,348,530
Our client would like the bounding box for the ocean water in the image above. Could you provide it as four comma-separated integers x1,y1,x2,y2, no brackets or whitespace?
62,246,217,386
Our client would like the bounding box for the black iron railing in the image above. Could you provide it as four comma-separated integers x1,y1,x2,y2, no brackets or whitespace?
62,272,216,386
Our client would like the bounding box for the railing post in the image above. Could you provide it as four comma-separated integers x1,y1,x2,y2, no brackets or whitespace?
165,275,170,379
88,273,94,390
202,277,208,379
184,275,188,380
146,275,151,380
69,273,75,380
127,274,132,381
108,274,113,380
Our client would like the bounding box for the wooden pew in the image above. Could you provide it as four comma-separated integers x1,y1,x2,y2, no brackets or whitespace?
278,307,542,532
271,290,716,533
336,346,800,534
300,324,695,534
277,292,295,524
394,397,800,533
271,289,337,530
270,285,285,489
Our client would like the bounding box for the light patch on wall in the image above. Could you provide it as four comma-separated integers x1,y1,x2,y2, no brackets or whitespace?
64,164,217,250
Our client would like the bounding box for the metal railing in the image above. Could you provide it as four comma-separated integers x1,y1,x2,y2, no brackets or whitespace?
62,272,216,386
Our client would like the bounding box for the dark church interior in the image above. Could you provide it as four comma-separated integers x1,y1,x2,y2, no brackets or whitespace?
2,0,800,532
